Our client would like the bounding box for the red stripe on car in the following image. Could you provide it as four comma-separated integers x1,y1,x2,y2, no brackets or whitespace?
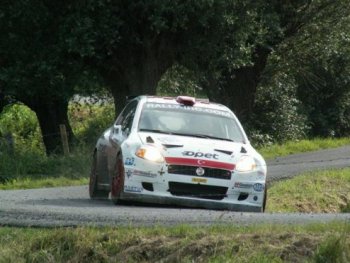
165,157,235,170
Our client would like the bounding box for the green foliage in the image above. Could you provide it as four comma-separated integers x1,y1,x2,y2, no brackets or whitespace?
341,203,350,213
64,0,240,82
314,236,350,263
0,146,91,183
270,0,350,138
0,104,44,154
0,102,112,183
249,73,309,144
297,62,350,137
2,0,350,150
69,100,115,144
0,1,83,99
0,1,105,153
248,0,350,143
157,64,204,97
1,224,349,263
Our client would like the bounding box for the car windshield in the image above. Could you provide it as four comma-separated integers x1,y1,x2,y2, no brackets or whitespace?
138,102,245,143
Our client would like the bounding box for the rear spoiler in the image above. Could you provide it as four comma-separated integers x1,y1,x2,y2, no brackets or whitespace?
196,98,210,103
125,95,209,104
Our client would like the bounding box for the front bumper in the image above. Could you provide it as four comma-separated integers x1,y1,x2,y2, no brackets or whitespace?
121,191,263,212
122,164,266,212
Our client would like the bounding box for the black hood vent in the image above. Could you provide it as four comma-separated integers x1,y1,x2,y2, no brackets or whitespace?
214,149,233,155
146,136,154,143
240,147,247,153
162,144,183,148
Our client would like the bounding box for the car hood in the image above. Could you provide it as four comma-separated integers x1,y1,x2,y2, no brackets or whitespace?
138,132,251,169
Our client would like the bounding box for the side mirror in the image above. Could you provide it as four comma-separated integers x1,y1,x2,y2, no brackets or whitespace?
113,124,121,135
110,124,122,145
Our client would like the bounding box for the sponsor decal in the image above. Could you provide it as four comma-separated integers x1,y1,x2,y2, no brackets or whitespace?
124,185,143,193
257,171,266,179
198,160,206,165
98,144,107,154
133,170,157,178
145,103,233,118
182,151,219,159
124,157,135,166
233,182,252,189
126,169,132,178
253,183,265,192
196,167,205,176
192,177,207,183
158,167,165,176
165,157,235,170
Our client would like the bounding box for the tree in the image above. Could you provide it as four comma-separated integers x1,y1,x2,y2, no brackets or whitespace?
249,0,350,140
278,0,350,137
184,0,349,123
63,0,241,115
0,0,84,154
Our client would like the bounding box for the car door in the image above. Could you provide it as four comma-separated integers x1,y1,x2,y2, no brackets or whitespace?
107,100,139,177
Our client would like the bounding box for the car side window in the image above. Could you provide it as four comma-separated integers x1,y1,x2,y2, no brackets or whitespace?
116,100,138,136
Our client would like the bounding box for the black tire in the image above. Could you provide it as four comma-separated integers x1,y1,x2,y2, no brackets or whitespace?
111,154,125,205
262,186,267,212
89,152,109,199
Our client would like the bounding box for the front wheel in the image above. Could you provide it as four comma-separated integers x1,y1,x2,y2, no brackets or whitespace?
89,152,109,199
111,154,125,205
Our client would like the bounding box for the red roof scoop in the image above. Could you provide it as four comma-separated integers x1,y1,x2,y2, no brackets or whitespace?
176,96,196,106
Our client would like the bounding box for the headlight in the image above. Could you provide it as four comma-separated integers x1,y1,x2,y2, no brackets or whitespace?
135,145,164,163
235,156,256,172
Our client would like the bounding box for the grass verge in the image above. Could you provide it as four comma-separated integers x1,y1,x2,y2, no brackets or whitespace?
266,168,350,213
0,145,91,189
0,223,349,262
0,177,88,190
258,137,350,159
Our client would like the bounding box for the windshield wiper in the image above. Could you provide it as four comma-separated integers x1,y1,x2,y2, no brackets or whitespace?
191,134,234,142
139,129,234,142
139,128,170,134
170,132,234,142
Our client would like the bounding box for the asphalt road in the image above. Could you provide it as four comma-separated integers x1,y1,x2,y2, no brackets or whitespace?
1,146,349,227
267,145,350,182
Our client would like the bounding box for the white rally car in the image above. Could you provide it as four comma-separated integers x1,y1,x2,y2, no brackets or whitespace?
89,95,267,212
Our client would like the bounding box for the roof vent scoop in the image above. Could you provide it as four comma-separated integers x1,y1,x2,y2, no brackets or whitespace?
240,147,247,154
146,136,154,143
176,96,196,106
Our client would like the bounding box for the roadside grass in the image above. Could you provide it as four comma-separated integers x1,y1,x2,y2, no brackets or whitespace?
0,145,91,189
0,177,88,190
0,223,349,262
258,137,350,159
0,102,108,189
266,168,350,213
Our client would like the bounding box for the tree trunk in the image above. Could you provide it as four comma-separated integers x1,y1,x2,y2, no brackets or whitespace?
202,46,271,123
108,69,161,117
103,44,174,117
101,70,130,116
28,97,75,155
0,89,9,114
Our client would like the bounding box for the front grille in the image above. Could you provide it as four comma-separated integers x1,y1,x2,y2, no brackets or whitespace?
167,165,232,180
169,182,228,200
